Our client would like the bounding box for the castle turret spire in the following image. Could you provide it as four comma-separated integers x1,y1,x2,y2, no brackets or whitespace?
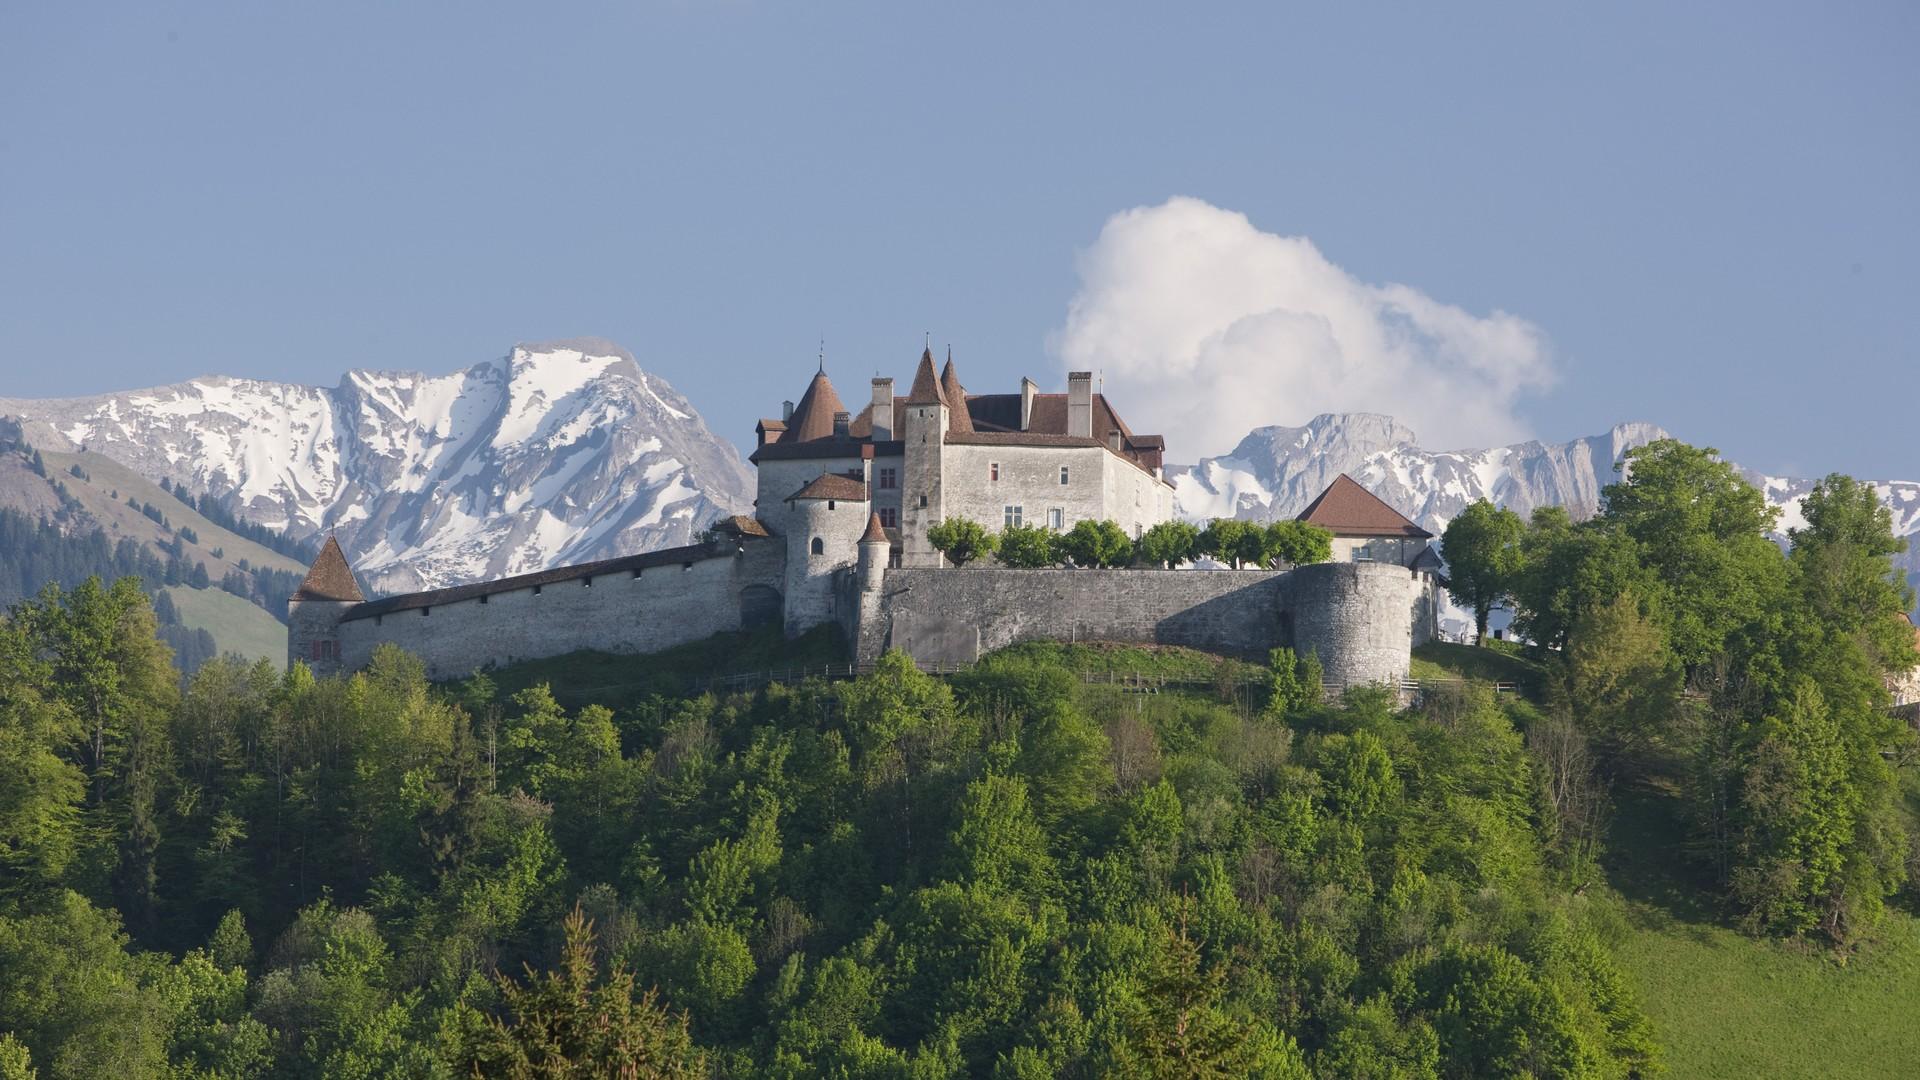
905,346,945,406
939,350,972,433
294,535,364,602
778,365,848,443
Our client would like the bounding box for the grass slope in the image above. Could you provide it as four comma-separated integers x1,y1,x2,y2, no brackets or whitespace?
1426,640,1919,1078
470,623,849,711
1410,639,1547,694
43,448,307,579
162,585,287,670
1605,778,1920,1079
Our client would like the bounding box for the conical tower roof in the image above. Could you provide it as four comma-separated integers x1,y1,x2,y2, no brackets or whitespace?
904,347,946,406
939,352,973,433
861,511,888,544
294,535,365,602
778,366,849,443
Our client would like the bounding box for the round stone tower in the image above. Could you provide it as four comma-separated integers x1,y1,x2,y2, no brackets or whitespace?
1281,561,1422,689
781,472,870,636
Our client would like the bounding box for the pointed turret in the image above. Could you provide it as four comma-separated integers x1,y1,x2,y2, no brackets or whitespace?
295,535,365,602
904,347,946,406
778,367,849,443
858,511,889,592
939,350,973,433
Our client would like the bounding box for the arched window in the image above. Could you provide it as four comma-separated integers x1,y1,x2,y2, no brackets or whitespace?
811,537,825,555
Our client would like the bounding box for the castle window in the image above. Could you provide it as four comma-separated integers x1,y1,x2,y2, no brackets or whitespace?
919,495,928,508
811,537,825,555
828,500,836,510
421,606,430,617
1048,508,1064,530
1004,505,1023,527
1059,466,1070,485
532,585,542,596
878,467,897,489
631,568,643,579
582,576,592,587
989,462,1000,482
479,593,488,604
879,507,898,528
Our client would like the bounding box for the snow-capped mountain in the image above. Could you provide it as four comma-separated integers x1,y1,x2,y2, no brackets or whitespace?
1168,413,1920,608
0,339,753,594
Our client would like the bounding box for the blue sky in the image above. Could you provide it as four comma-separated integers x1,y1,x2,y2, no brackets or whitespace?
1,2,1914,477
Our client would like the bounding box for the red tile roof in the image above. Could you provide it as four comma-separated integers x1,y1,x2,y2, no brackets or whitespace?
940,356,973,434
905,348,946,406
712,515,771,538
1295,474,1433,538
778,369,848,443
294,535,365,602
861,511,888,543
787,472,868,502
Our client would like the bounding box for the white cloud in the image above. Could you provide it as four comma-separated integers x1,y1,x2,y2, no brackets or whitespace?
1054,197,1555,458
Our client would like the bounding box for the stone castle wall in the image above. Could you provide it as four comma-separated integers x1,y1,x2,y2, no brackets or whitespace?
297,539,1427,689
319,539,785,680
860,561,1422,685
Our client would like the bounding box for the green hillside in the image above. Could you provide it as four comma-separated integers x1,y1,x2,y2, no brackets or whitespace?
1418,640,1920,1079
161,585,287,670
1606,778,1920,1079
40,447,308,580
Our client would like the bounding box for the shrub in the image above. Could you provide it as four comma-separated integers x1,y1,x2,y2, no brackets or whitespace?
1136,521,1199,568
1057,520,1132,568
927,518,997,567
997,524,1059,568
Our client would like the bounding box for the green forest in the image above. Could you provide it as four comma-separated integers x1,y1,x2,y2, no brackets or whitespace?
1,438,1915,1079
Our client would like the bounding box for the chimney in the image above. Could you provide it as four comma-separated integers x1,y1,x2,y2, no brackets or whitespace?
1067,372,1093,438
832,410,851,437
1019,377,1036,431
782,400,794,422
871,377,894,441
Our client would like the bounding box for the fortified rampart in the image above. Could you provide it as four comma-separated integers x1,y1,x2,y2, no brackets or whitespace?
304,536,786,680
852,560,1429,686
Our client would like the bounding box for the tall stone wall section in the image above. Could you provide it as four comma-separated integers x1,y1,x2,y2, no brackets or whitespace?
866,568,1290,668
329,540,785,680
861,561,1422,686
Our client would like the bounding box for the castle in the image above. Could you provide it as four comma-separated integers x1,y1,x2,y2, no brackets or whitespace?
290,348,1444,686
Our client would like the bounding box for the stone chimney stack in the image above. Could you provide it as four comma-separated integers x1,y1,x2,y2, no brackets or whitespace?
782,400,795,422
1020,377,1036,431
1067,372,1093,438
871,378,894,440
832,411,851,438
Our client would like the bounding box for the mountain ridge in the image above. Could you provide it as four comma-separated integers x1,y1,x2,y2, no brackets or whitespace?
0,340,754,595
